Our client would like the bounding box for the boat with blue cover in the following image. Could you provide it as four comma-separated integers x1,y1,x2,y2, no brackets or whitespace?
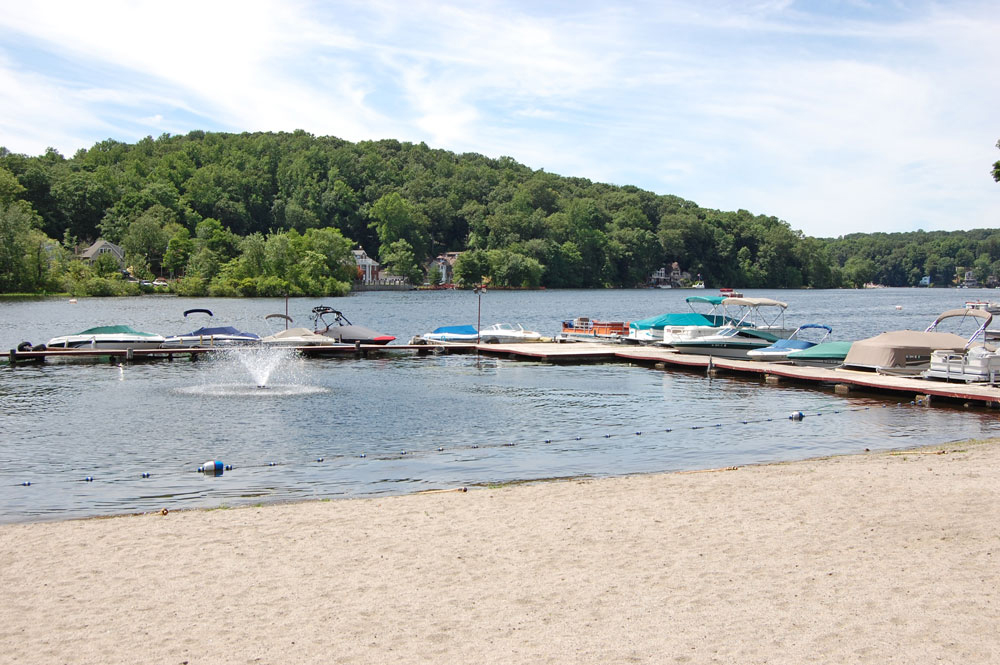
746,324,833,362
160,309,260,348
420,323,542,344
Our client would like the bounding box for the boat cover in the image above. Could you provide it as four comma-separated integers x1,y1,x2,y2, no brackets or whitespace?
843,331,969,368
183,326,259,338
629,313,727,331
685,296,726,306
429,325,479,336
74,325,160,336
786,341,853,360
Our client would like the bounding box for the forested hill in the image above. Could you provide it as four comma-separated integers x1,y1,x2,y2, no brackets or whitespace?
0,130,997,295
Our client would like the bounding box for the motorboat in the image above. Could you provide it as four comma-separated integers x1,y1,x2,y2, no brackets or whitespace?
160,309,260,348
922,346,1000,383
842,308,991,375
786,341,854,368
261,314,351,347
666,297,794,358
417,323,543,344
654,296,742,345
718,297,796,339
746,324,833,362
311,306,396,345
668,326,782,359
964,301,1000,340
627,296,730,344
46,325,165,350
556,317,629,343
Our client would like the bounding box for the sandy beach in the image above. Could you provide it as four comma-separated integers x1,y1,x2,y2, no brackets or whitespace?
2,440,999,665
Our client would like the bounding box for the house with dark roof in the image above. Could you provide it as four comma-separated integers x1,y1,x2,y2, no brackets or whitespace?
80,239,125,268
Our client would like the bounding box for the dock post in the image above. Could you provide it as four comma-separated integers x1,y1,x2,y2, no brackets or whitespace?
8,349,16,367
126,348,134,363
834,384,852,395
765,374,782,385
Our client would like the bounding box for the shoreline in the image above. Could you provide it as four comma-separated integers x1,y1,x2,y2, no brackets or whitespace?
3,438,999,663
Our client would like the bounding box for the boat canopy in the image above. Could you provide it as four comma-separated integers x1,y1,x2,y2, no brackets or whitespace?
844,331,969,369
184,326,259,339
74,325,160,337
721,297,788,309
629,312,726,331
430,325,479,336
685,295,726,306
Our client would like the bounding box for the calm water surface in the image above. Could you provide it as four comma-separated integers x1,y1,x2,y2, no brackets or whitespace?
2,288,998,523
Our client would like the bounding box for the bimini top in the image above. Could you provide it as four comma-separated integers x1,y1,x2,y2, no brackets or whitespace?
73,325,160,337
685,295,726,306
721,297,788,309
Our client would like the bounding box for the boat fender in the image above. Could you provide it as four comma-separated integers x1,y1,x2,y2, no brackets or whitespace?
484,337,499,344
32,343,47,351
16,341,32,352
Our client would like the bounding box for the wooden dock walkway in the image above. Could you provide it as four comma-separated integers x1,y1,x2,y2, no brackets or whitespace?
474,341,1000,407
7,340,999,407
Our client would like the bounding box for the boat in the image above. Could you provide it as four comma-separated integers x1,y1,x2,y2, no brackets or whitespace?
786,341,854,367
46,325,166,350
556,317,630,343
627,296,732,344
842,308,991,374
964,301,1000,340
311,306,396,345
668,326,782,359
417,323,543,344
261,314,351,347
666,297,794,358
718,288,744,298
746,324,833,362
922,346,1000,383
160,309,261,348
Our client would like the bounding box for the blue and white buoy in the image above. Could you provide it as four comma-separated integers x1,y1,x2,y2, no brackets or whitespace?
200,460,224,476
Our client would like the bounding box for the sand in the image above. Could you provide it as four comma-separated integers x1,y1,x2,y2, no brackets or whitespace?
2,440,999,665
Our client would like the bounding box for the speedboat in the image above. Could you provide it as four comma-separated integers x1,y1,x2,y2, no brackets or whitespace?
160,309,260,348
842,308,991,375
746,324,833,362
311,306,396,345
556,317,629,343
261,314,352,347
666,297,794,358
786,341,854,368
668,326,782,359
418,323,543,344
46,325,165,350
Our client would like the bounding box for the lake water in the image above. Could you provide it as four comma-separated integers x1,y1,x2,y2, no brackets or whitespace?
2,288,999,523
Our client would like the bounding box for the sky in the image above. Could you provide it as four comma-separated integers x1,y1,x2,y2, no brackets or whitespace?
0,0,997,238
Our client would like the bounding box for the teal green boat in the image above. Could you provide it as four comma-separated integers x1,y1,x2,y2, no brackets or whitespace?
785,341,854,367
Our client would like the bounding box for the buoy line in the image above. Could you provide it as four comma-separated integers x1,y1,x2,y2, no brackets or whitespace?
9,402,912,491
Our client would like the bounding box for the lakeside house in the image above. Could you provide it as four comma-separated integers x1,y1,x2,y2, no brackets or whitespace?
429,252,461,284
352,248,380,283
79,239,125,268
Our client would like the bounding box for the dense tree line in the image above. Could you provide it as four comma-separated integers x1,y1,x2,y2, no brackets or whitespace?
1,130,997,294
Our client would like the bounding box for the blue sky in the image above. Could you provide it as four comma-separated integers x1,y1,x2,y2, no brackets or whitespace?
0,0,997,238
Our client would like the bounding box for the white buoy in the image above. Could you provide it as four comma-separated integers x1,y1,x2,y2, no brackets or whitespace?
789,411,805,421
201,460,224,476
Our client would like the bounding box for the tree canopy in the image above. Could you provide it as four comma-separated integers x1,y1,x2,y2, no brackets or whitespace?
0,131,997,293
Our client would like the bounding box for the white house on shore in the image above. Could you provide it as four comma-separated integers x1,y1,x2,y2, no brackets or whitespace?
352,248,380,283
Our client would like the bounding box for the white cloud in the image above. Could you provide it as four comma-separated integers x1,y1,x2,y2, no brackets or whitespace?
0,0,997,236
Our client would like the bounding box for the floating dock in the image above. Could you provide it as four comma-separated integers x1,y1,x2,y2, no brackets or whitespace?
7,340,999,407
473,341,1000,408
